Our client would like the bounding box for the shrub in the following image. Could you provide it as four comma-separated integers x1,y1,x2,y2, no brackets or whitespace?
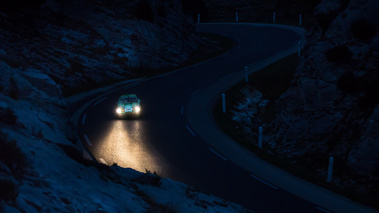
55,143,84,164
36,129,44,139
325,45,352,63
0,131,28,179
67,58,85,75
0,107,18,125
134,170,162,187
0,176,19,201
55,143,102,168
359,75,379,108
337,71,356,93
351,18,377,41
315,11,339,34
0,0,46,13
181,0,207,13
181,0,208,21
135,0,154,22
8,76,19,100
338,71,379,108
339,0,350,10
156,3,166,18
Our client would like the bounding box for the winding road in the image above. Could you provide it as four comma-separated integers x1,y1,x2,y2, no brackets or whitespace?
76,23,330,212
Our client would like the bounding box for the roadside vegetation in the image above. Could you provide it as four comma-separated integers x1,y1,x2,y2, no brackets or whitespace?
213,54,300,171
0,130,28,202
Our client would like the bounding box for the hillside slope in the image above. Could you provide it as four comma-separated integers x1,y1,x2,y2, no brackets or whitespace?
0,0,249,212
228,0,379,207
0,0,200,93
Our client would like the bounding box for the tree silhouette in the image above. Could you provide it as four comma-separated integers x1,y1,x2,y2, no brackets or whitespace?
0,0,46,13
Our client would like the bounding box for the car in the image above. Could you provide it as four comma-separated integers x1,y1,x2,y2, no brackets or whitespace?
115,94,141,118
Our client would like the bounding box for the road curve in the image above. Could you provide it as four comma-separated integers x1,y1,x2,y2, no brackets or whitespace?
187,24,377,213
76,23,333,213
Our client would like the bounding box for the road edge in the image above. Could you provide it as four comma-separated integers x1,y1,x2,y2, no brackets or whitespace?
186,23,377,213
66,27,240,163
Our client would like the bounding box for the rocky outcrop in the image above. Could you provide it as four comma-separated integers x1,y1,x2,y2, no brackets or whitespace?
348,104,379,176
0,47,248,213
226,0,378,204
231,86,269,138
0,1,250,212
265,0,379,194
0,0,200,91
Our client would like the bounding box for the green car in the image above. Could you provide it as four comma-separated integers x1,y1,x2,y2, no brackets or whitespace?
116,94,141,118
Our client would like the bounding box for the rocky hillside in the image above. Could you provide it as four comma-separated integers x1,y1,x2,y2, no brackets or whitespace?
0,0,249,212
229,0,378,207
268,0,379,187
0,0,200,95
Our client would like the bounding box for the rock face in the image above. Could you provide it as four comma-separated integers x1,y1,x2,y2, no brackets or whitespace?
0,0,200,90
266,0,379,193
0,1,250,212
231,86,269,138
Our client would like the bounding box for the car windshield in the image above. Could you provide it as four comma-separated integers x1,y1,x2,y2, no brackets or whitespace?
120,97,138,103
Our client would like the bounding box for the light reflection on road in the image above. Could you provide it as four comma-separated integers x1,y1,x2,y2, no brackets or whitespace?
93,120,166,175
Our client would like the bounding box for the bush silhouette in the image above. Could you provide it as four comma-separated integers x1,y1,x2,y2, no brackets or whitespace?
156,3,166,18
0,107,18,125
338,71,379,108
337,71,356,93
360,77,379,108
339,0,350,10
351,18,376,41
8,76,19,100
0,131,27,179
325,45,352,63
181,0,208,21
0,177,19,201
0,0,46,13
136,0,154,22
315,11,339,34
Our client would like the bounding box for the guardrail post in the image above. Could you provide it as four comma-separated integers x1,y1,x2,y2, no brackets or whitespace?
245,66,248,83
327,156,334,183
299,14,302,26
236,12,238,22
273,12,276,23
258,127,263,149
222,93,226,113
197,14,200,24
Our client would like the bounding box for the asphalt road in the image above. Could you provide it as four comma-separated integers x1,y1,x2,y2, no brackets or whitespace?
78,24,326,212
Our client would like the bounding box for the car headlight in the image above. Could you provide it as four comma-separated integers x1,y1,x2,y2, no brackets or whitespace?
134,106,141,113
116,107,122,114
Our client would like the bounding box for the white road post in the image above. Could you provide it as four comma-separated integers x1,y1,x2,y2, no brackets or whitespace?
327,156,334,183
198,14,200,24
273,12,276,23
258,127,263,149
298,41,301,57
236,12,239,22
299,14,302,26
222,93,226,113
245,66,248,83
